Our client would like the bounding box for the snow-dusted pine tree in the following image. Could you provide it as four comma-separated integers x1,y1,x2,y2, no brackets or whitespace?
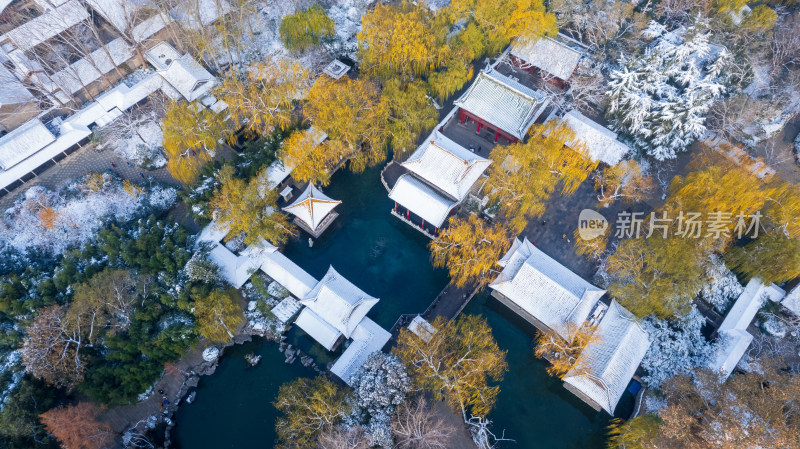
606,20,732,160
348,352,410,448
640,307,717,389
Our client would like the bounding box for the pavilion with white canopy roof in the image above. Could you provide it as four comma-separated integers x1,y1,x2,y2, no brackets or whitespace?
389,131,491,235
282,184,341,237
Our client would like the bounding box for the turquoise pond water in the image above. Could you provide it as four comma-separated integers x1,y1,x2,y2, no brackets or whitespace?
173,165,611,448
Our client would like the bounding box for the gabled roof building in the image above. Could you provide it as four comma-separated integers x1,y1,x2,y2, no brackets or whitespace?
298,266,379,341
561,110,630,166
563,301,651,414
453,68,549,142
489,237,605,340
509,35,583,86
708,278,785,378
282,183,341,237
389,131,490,231
145,41,214,101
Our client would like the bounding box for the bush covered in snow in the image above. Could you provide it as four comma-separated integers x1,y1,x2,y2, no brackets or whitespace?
348,352,410,448
606,20,732,160
0,174,176,260
640,307,717,389
701,256,744,313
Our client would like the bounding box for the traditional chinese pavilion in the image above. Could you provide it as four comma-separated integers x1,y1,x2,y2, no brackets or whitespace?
282,184,341,237
453,67,549,143
389,131,491,235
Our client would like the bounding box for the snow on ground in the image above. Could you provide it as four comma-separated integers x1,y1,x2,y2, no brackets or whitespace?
0,174,176,257
111,121,167,169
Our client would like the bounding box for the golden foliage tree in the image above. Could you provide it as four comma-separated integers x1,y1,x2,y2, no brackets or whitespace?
594,160,654,207
162,101,228,184
533,323,599,379
429,215,511,289
279,4,335,52
274,376,349,449
278,127,331,186
383,79,439,157
573,226,610,259
393,315,507,421
606,236,707,319
209,165,294,245
486,121,599,234
303,76,391,174
604,145,800,318
21,305,85,389
215,59,309,138
447,0,558,54
37,207,60,230
427,59,474,102
726,232,800,284
39,402,114,449
606,415,661,449
193,289,243,343
358,1,448,79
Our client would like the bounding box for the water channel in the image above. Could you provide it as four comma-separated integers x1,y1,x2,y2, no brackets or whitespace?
173,164,611,448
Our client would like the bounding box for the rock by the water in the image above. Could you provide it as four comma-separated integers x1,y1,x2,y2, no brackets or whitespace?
185,391,196,404
202,346,220,362
300,355,313,367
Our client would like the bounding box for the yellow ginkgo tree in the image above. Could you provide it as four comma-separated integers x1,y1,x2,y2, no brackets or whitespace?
486,120,599,234
162,101,228,184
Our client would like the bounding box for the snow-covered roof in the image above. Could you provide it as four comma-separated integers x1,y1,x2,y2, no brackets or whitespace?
490,237,605,340
300,266,379,339
295,307,342,351
563,301,650,414
0,64,34,105
0,0,88,51
408,316,436,343
706,278,784,379
718,278,784,334
0,119,55,170
170,0,231,29
270,297,301,324
83,0,150,35
196,220,230,244
562,110,630,166
259,251,318,299
510,36,582,81
49,37,135,95
388,174,458,228
708,328,753,378
145,42,214,101
266,127,326,187
454,68,547,140
208,243,260,289
331,317,392,385
322,59,350,79
781,285,800,317
401,131,491,201
282,184,341,232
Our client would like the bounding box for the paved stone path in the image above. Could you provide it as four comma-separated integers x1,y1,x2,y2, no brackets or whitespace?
0,143,180,210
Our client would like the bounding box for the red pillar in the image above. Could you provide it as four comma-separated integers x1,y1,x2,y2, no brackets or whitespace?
394,201,397,211
494,130,500,143
406,209,409,219
458,109,466,124
421,219,425,228
476,120,482,134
